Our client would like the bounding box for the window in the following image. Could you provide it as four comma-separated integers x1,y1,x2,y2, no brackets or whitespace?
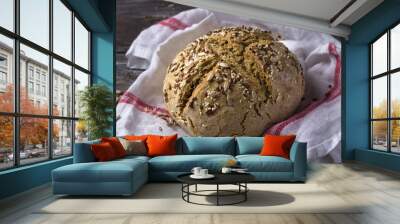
36,83,40,95
54,89,58,104
53,119,72,158
20,0,49,49
74,18,90,70
0,0,14,32
35,70,41,81
53,0,72,60
0,54,8,89
0,116,13,169
74,69,89,119
0,34,13,112
0,72,7,85
371,23,400,154
42,85,46,97
0,0,91,170
0,55,7,67
28,81,34,94
53,59,72,117
28,67,34,80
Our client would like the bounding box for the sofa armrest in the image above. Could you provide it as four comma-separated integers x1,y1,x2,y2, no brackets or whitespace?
289,141,307,181
73,140,100,163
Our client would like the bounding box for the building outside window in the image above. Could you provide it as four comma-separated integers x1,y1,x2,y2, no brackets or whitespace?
370,23,400,154
0,0,91,170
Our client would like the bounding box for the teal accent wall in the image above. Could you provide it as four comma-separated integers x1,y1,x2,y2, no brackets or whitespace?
66,0,110,32
91,0,116,135
343,44,369,160
344,0,400,171
0,0,116,200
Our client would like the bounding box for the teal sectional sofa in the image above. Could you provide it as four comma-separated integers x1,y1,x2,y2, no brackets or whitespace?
52,137,307,196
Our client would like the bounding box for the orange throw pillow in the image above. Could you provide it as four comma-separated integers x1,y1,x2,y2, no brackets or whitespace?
146,134,177,157
124,135,149,141
91,142,117,161
260,135,296,159
101,137,127,158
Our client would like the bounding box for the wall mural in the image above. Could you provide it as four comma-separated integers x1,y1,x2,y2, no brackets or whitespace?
116,2,341,162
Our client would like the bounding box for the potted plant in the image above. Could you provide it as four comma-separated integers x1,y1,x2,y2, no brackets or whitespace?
79,84,114,140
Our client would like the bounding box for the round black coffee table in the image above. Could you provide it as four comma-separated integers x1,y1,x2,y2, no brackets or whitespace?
177,173,255,206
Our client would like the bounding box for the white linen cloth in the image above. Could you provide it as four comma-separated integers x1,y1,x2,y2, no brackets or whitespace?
118,9,342,162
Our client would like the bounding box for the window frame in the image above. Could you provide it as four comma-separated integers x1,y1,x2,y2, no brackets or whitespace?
370,21,400,154
0,0,92,171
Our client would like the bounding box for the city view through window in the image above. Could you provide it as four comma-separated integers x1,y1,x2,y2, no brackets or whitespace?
0,0,91,170
371,23,400,153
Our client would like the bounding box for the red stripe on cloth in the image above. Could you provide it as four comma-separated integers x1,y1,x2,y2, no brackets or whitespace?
119,92,170,117
266,42,341,135
158,17,189,30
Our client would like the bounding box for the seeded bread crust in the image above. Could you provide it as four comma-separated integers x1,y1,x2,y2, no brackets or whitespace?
163,26,304,136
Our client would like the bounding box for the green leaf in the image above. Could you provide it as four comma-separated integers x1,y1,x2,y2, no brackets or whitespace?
79,84,114,139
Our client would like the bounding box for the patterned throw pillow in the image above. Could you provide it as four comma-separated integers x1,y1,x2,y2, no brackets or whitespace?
118,138,147,156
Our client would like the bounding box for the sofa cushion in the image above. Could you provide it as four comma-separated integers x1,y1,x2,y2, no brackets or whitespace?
53,158,147,183
236,137,263,155
236,155,293,172
149,154,235,172
177,137,235,155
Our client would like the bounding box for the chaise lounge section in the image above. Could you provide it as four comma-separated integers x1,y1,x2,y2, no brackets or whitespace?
52,140,149,196
52,137,307,196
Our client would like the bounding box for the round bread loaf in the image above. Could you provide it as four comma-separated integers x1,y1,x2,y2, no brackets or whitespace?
163,26,304,136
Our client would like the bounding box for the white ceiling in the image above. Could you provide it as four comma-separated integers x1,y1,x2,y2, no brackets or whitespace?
167,0,384,38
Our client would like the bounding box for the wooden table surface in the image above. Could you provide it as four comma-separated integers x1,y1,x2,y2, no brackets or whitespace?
116,0,192,95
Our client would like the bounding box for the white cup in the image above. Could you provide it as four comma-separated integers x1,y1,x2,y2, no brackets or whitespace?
200,169,208,176
191,167,202,176
221,167,232,174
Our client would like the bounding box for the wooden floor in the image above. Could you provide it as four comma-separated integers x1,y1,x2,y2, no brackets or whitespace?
1,162,400,224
